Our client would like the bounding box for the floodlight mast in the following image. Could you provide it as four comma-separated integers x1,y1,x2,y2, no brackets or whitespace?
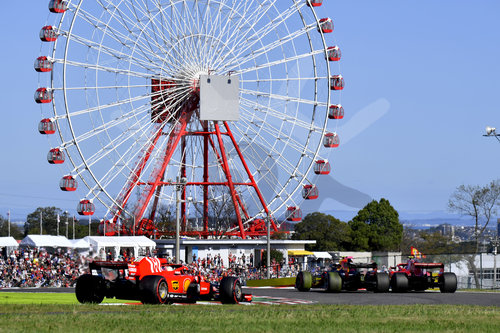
484,126,500,143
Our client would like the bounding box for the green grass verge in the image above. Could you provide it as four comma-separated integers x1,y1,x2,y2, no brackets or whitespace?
0,293,499,332
0,292,135,305
0,303,498,332
246,277,295,287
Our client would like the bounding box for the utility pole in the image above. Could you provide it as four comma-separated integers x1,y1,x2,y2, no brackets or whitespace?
267,217,271,279
72,216,75,240
176,176,181,264
56,213,60,236
175,176,188,264
7,210,10,237
493,234,499,289
40,211,43,235
65,212,69,238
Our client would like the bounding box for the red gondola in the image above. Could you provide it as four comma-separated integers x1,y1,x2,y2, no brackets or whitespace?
34,56,53,72
99,220,118,236
47,148,65,164
326,46,341,61
302,185,319,200
314,160,331,175
328,104,344,119
35,88,53,104
306,0,323,7
323,132,340,148
330,75,344,91
40,26,57,42
60,175,77,191
49,0,68,13
38,118,56,134
286,206,302,222
318,18,333,34
77,199,95,216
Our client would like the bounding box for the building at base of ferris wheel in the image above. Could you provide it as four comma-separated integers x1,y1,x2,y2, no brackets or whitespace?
155,239,316,269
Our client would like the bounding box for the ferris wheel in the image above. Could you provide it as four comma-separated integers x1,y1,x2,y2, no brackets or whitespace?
36,0,344,239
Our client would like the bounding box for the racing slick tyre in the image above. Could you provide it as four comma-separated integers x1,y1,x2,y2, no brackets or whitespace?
139,275,169,304
295,271,312,292
439,272,457,293
325,272,342,292
75,274,105,304
220,276,243,304
375,272,390,292
186,283,200,304
391,273,409,292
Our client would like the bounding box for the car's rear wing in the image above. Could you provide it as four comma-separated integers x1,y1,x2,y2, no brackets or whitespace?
89,260,129,270
349,262,377,269
414,263,444,269
333,262,377,269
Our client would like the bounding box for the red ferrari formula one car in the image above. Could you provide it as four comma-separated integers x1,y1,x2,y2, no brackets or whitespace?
390,258,457,293
75,257,252,304
295,258,390,293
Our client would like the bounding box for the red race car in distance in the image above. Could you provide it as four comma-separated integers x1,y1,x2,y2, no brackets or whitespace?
390,259,457,293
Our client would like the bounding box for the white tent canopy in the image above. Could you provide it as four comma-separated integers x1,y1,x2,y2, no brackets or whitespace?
71,238,91,249
19,235,73,248
312,251,332,259
0,237,19,247
84,236,156,260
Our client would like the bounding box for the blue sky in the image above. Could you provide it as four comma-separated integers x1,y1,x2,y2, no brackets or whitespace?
1,1,500,221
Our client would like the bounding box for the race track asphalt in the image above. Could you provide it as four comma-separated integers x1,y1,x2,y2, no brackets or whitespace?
244,287,500,306
2,287,499,306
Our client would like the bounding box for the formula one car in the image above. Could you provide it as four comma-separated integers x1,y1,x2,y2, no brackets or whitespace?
295,258,390,292
75,257,252,304
390,259,457,293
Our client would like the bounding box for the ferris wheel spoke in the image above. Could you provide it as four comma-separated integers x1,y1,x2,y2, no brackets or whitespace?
74,6,174,71
61,103,151,148
236,49,326,75
91,121,169,213
221,23,316,74
66,111,155,171
203,0,249,69
62,92,150,118
54,83,150,90
214,2,306,71
231,114,301,177
210,0,277,65
60,30,163,73
238,111,320,163
72,4,186,73
119,0,192,69
238,101,321,158
59,59,153,79
229,123,300,204
241,88,327,107
241,77,328,83
239,97,324,134
81,121,159,184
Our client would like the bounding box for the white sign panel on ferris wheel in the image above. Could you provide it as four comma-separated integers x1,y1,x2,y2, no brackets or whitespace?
199,75,240,121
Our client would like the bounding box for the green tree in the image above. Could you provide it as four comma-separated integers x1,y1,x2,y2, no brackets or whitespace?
0,215,23,239
25,207,70,236
292,212,351,251
349,198,403,251
261,249,284,266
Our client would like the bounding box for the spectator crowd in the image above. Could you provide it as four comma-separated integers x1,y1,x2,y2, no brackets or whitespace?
0,248,90,288
0,248,308,288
